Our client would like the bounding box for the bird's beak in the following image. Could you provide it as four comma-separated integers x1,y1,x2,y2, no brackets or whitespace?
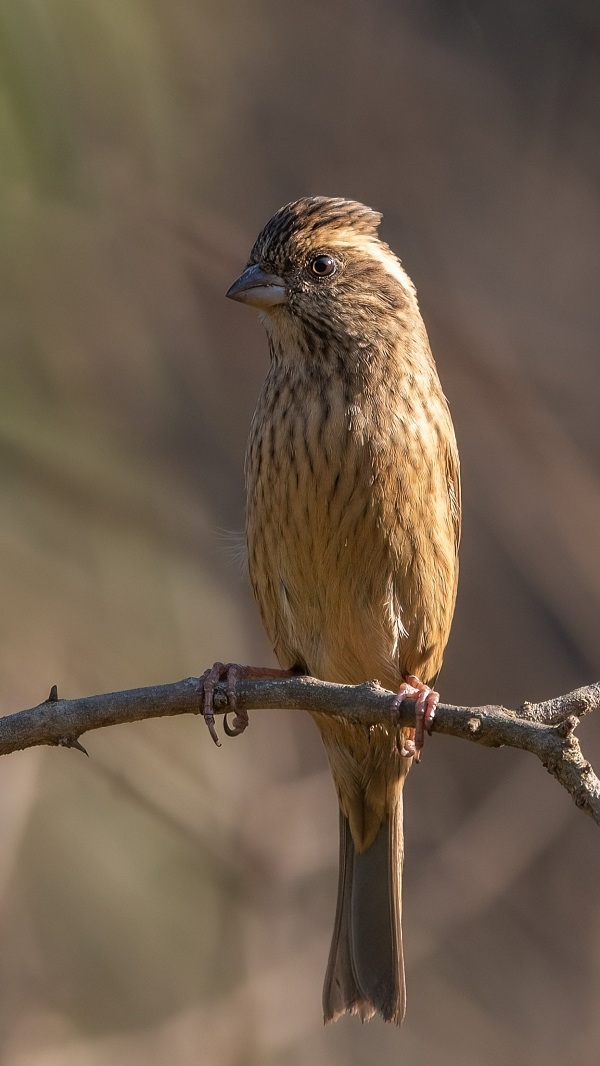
225,264,288,309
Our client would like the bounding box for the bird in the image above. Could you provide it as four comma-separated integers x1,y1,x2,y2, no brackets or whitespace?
204,196,460,1025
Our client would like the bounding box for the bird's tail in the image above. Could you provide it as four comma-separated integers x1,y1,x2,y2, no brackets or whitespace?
322,795,406,1025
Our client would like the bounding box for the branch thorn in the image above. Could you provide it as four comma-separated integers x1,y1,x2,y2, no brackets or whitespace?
58,736,89,756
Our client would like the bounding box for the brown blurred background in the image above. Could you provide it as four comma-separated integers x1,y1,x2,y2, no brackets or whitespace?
0,1,599,1063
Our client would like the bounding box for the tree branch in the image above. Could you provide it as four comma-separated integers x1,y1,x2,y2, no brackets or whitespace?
2,675,600,824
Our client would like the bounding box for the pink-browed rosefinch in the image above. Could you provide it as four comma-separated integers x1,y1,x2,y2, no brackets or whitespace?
209,197,460,1025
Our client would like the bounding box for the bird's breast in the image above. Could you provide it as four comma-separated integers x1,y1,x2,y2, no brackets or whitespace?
245,364,416,687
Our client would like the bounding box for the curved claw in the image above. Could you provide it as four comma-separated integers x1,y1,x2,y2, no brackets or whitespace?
398,735,417,758
205,714,222,746
223,709,249,737
198,662,226,746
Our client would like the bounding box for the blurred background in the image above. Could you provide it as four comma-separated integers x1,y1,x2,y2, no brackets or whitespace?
0,1,599,1063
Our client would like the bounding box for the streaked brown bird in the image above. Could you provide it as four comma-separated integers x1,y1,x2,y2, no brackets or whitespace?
210,197,460,1025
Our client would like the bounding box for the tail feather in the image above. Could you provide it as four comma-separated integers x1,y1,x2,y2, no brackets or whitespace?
323,797,405,1025
322,812,364,1021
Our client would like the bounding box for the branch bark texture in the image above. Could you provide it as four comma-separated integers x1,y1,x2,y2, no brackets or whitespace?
2,676,600,825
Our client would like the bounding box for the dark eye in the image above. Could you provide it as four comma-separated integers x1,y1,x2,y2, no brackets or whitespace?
309,254,336,277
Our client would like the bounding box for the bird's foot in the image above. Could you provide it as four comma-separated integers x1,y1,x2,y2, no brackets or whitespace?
198,663,297,746
198,662,247,746
391,674,439,761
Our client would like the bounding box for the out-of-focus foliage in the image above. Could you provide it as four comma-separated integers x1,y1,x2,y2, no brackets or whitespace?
0,1,599,1063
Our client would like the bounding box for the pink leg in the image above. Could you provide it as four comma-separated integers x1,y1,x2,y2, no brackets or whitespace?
198,663,298,746
390,674,439,760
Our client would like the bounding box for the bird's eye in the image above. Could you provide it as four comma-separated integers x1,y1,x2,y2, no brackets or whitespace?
309,254,336,277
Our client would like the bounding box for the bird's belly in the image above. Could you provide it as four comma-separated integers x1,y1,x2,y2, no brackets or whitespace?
247,445,405,689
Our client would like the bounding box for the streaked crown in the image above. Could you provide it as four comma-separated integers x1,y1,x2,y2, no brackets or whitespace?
250,197,383,263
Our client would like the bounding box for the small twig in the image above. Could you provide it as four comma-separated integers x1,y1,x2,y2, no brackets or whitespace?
1,675,599,824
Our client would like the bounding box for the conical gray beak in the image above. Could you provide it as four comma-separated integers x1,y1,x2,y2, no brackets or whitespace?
226,264,287,309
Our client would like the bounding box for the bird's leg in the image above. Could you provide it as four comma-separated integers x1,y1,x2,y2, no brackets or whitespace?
198,663,298,746
391,674,439,760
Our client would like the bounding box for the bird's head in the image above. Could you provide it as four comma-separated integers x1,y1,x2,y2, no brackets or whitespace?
226,197,417,354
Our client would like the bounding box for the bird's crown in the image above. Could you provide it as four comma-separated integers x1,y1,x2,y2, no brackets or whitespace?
250,197,383,263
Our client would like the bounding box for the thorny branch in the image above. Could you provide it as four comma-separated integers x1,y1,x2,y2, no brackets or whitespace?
1,675,600,824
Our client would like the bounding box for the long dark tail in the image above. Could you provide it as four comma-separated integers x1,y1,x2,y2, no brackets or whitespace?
322,796,405,1025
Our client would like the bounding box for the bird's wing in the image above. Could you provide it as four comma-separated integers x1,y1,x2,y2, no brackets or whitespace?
447,441,461,557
